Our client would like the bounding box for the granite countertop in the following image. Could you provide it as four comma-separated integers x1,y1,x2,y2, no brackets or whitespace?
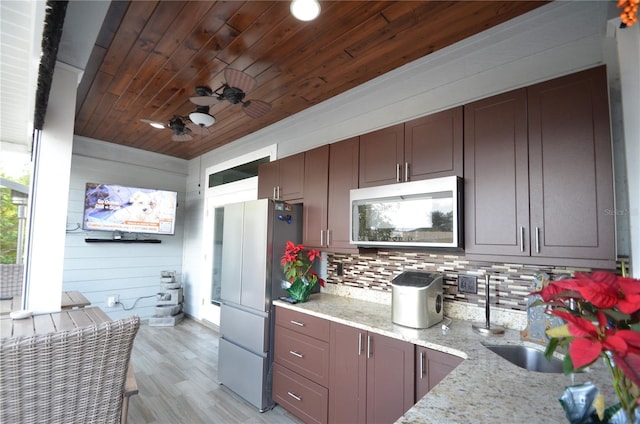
274,293,613,424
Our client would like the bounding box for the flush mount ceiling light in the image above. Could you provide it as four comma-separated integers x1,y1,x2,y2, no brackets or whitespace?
290,0,321,21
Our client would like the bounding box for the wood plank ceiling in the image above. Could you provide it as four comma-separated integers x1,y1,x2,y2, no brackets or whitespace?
74,1,547,160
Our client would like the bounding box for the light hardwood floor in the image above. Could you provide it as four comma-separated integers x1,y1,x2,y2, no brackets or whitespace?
127,317,303,424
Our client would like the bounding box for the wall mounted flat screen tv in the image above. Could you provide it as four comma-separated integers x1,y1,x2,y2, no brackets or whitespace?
82,183,178,235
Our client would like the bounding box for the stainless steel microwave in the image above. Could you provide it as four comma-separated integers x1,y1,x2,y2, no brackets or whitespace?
350,176,463,248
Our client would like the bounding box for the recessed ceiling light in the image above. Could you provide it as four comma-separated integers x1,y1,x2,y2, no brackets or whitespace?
290,0,321,21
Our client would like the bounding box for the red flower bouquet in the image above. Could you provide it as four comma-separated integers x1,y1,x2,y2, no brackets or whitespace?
532,270,640,422
281,241,324,302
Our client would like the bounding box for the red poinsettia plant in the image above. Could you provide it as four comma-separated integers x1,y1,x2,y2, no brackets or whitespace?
281,241,324,302
532,270,640,422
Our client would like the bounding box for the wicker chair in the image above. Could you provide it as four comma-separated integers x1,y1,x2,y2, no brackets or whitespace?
0,315,140,424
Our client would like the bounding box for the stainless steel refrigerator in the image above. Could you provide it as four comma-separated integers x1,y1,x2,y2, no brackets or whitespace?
218,198,302,411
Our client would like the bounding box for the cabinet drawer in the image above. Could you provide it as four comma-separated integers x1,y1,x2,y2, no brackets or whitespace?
275,306,330,342
273,362,328,424
275,325,330,387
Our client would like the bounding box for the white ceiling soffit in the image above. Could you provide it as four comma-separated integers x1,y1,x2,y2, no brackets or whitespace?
0,0,47,154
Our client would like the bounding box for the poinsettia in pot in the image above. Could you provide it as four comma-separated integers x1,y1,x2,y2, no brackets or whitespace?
532,270,640,423
281,241,324,303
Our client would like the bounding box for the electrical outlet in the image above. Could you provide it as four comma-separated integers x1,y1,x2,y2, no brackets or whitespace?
107,295,119,308
458,275,477,294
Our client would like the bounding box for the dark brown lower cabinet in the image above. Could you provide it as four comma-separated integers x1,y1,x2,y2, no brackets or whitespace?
329,322,414,424
273,306,331,424
273,362,329,424
415,346,464,401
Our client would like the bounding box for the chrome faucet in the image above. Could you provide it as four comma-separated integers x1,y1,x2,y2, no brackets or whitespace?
472,275,505,335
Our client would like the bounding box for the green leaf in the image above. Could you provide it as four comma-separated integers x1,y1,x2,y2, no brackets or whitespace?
544,338,559,361
562,354,575,374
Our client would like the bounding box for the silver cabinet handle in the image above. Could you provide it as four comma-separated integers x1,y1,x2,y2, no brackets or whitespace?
520,227,525,252
273,187,277,200
396,163,401,182
326,229,331,246
405,162,409,182
320,230,324,247
287,392,302,401
367,335,372,358
358,333,363,356
535,227,540,253
289,350,304,358
420,351,426,379
290,320,305,327
277,186,281,200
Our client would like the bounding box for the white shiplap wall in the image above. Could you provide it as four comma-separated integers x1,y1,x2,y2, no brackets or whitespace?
63,138,188,319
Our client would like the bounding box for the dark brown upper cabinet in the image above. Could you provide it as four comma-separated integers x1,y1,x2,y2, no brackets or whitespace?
359,107,463,187
464,66,615,267
257,153,305,201
303,138,359,253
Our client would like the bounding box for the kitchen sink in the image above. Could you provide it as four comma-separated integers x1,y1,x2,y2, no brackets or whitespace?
483,344,565,373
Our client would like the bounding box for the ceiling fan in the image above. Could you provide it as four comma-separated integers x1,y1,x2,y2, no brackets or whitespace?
140,116,195,142
189,68,272,119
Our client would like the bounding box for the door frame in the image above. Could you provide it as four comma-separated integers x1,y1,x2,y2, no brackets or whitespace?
200,145,276,325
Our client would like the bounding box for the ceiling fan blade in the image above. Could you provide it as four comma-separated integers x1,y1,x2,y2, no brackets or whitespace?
186,122,212,136
171,133,193,142
224,69,257,93
242,99,272,119
189,96,218,106
140,118,168,129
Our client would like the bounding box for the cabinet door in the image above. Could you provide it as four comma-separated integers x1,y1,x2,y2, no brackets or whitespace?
366,333,414,424
359,124,404,187
527,66,615,261
327,137,359,251
329,322,366,424
303,146,329,248
257,161,279,199
404,106,463,180
257,153,305,201
279,153,305,201
464,89,530,256
415,346,463,401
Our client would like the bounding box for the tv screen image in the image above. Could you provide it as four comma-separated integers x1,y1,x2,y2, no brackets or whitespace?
82,183,178,235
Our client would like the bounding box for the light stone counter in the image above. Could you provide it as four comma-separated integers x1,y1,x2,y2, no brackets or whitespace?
274,293,613,424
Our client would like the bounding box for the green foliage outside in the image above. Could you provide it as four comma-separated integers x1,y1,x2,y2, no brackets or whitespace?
1,173,30,264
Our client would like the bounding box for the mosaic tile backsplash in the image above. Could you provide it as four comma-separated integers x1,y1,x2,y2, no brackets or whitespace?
325,250,627,313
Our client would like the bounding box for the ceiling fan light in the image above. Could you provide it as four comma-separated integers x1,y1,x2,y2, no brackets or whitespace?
189,111,216,128
290,0,320,21
149,122,165,129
